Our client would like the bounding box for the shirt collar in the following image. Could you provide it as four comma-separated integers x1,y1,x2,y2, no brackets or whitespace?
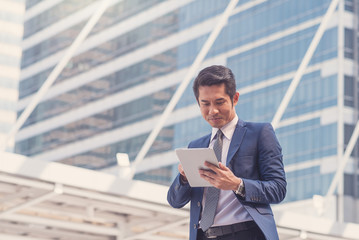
211,114,238,141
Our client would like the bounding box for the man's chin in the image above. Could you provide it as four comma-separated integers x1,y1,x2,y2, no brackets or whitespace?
208,120,224,128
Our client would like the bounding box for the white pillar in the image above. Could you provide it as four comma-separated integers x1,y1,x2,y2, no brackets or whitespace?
336,0,345,223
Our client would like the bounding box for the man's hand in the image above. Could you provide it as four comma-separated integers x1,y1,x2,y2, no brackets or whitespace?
178,163,188,183
199,162,241,191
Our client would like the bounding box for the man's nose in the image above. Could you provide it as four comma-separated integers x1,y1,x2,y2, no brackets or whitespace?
209,106,219,114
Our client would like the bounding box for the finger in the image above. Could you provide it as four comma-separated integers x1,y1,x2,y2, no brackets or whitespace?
200,174,216,186
218,162,228,170
204,161,219,171
200,173,218,186
178,164,186,177
199,169,216,180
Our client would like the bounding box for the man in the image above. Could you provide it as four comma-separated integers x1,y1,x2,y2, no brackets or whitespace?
167,65,286,240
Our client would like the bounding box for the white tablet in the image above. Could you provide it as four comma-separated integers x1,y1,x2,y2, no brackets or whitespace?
175,148,219,187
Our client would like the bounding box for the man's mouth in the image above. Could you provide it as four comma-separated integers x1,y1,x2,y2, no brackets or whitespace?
209,116,222,121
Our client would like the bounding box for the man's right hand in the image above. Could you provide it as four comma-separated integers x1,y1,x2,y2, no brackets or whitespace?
178,164,188,183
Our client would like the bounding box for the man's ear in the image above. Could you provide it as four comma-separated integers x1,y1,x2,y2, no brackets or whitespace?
233,92,239,105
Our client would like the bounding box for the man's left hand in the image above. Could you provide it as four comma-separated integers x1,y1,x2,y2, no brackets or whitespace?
199,162,242,191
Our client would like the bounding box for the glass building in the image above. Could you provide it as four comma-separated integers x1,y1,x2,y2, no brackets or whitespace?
17,0,358,223
0,0,25,151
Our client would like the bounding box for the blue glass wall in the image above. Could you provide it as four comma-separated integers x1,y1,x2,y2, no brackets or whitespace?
20,0,346,199
285,167,334,202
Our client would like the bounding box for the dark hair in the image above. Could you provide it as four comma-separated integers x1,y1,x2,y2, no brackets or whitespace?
193,65,237,102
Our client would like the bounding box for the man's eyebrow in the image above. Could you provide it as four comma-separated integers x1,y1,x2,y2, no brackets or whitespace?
200,98,225,102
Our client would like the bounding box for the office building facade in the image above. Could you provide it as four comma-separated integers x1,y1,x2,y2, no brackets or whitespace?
0,0,24,151
17,0,358,222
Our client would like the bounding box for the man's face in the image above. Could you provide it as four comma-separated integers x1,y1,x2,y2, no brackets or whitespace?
198,84,239,128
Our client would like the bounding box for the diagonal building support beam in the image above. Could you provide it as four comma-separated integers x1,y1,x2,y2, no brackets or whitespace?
126,0,240,180
326,120,359,198
271,0,339,129
0,0,114,151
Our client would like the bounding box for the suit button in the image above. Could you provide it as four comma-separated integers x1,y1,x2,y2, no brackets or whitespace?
197,201,201,207
193,224,197,229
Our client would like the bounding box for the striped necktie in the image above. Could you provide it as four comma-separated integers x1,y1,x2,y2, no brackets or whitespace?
200,129,223,231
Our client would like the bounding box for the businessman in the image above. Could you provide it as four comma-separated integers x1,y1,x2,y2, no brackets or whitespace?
167,65,286,240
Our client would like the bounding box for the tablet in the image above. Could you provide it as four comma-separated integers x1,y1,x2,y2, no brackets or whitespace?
175,148,219,187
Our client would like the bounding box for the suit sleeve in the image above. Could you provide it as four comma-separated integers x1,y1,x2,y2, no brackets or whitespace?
241,123,287,204
167,173,192,208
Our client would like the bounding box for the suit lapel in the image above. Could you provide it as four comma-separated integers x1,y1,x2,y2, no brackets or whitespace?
227,120,247,165
199,134,211,148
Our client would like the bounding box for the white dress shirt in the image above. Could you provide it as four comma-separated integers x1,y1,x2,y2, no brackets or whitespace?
201,114,252,227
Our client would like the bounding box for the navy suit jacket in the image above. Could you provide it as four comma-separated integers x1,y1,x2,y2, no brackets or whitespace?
167,119,286,240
